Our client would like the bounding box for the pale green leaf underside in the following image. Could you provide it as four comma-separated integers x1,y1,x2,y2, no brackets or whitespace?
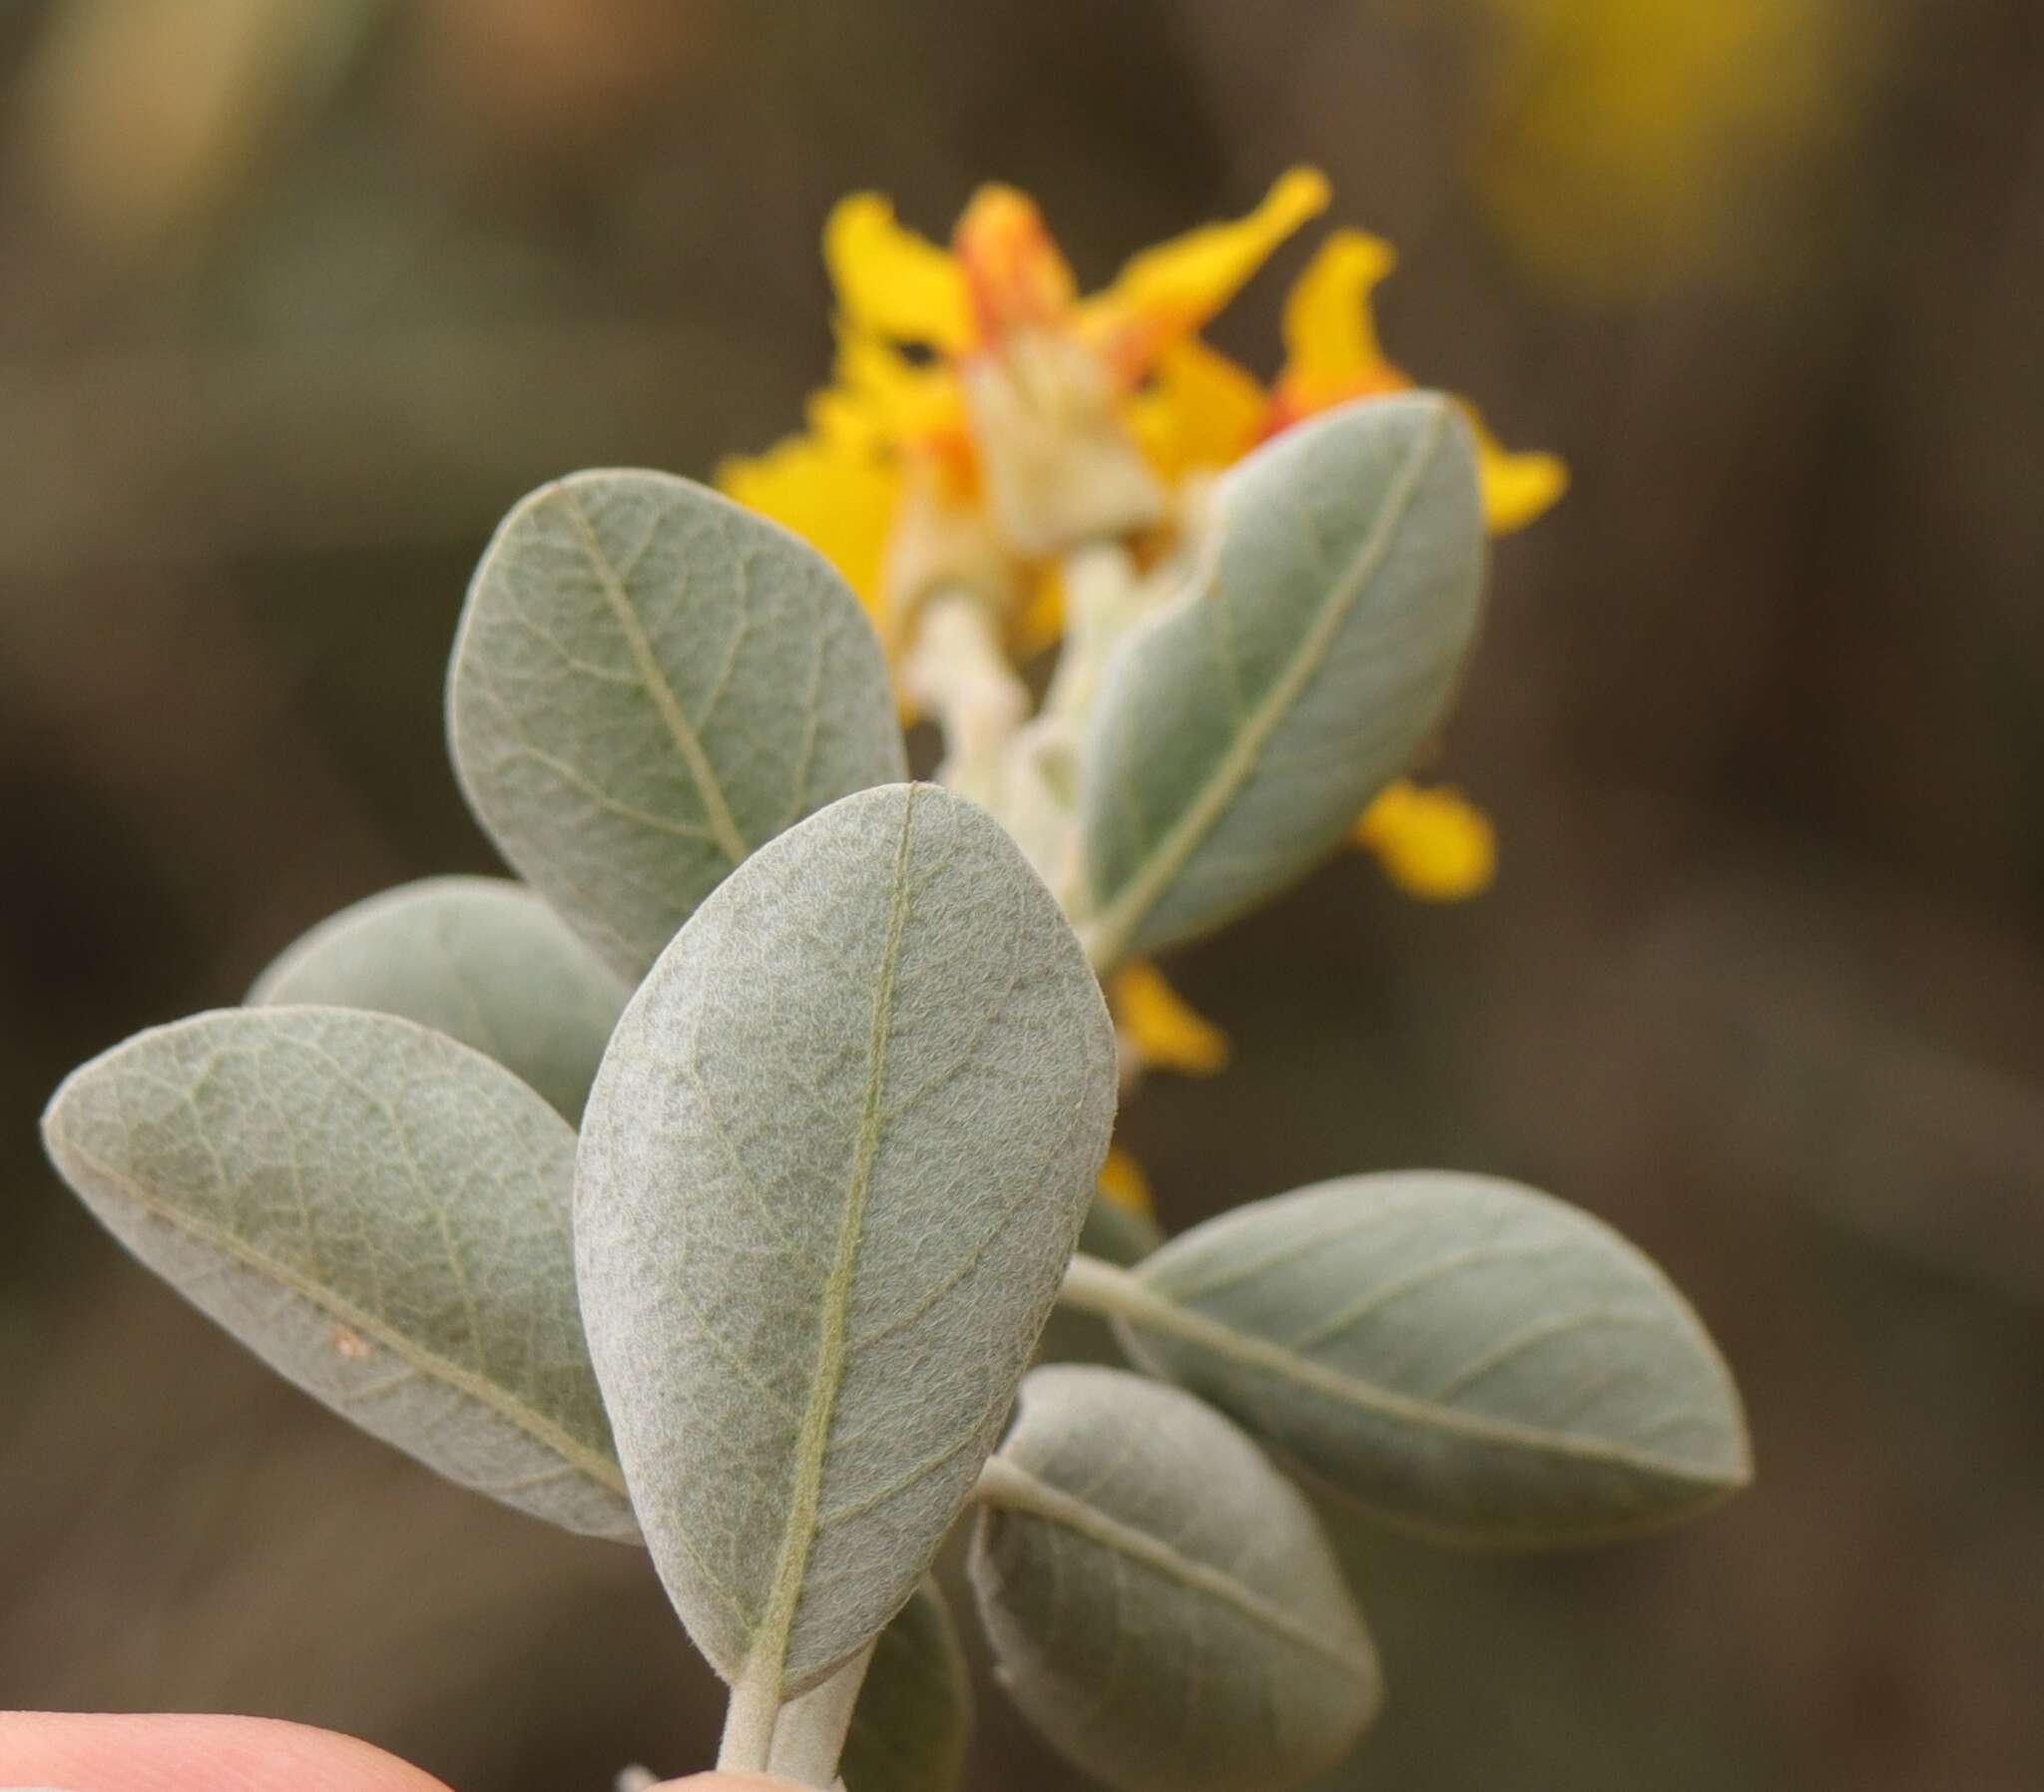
970,1365,1379,1792
447,468,906,983
41,1006,635,1542
248,875,628,1123
1121,1172,1752,1546
1080,393,1485,964
833,1578,973,1792
576,783,1118,1697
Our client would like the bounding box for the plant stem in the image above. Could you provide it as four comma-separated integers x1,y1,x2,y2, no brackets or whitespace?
1041,541,1142,723
1060,1252,1268,1364
716,1669,781,1777
1058,1250,1157,1323
1008,541,1149,915
972,1450,1046,1511
766,1638,876,1788
897,586,1028,811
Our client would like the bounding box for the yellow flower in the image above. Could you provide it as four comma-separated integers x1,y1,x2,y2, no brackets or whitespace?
1350,781,1498,902
820,168,1329,385
1265,229,1569,534
717,402,897,623
1123,335,1269,484
1464,0,1862,296
1110,959,1231,1079
719,170,1330,637
1097,1144,1155,1217
1099,961,1229,1219
722,173,1539,938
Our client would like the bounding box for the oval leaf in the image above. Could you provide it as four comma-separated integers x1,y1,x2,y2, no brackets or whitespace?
41,1007,635,1541
1116,1172,1752,1546
970,1364,1380,1792
575,783,1118,1701
447,469,907,983
1079,393,1484,965
248,876,628,1122
831,1579,973,1792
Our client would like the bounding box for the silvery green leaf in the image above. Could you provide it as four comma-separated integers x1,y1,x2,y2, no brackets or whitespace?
970,1365,1379,1792
1078,393,1485,965
248,875,628,1122
575,782,1118,1707
41,1006,635,1542
447,469,906,983
832,1579,973,1792
1114,1172,1752,1546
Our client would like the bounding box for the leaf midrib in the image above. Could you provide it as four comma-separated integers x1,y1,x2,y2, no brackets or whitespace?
746,783,921,1697
1085,404,1448,965
54,1132,630,1502
977,1456,1369,1680
562,488,751,866
1115,1264,1742,1486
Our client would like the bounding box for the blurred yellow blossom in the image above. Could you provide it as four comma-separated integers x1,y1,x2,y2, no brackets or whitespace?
722,171,1561,643
1099,779,1497,1121
1465,0,1865,294
1268,230,1568,532
1111,960,1233,1080
723,168,1330,640
1097,1145,1155,1217
721,173,1554,1172
1350,780,1498,902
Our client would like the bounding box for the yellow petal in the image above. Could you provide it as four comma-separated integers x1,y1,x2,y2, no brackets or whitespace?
1098,1143,1155,1217
716,429,898,625
1468,411,1570,534
1011,566,1065,661
823,192,975,353
1083,166,1330,371
1280,227,1399,407
1110,960,1231,1077
1351,780,1497,901
1126,336,1268,483
953,183,1078,341
832,327,965,443
804,378,883,452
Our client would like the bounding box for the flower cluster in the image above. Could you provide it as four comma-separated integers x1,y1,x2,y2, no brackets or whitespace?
720,171,1565,1202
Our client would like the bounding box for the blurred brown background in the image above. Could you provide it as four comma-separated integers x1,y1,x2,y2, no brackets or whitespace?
3,1,2040,1788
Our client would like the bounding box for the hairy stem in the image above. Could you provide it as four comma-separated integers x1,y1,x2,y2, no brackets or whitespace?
766,1639,876,1787
898,586,1028,811
716,1670,782,1776
1041,541,1143,724
1057,1250,1159,1325
1014,541,1149,914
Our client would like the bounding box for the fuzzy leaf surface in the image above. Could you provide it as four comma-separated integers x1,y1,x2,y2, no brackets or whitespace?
1079,393,1484,963
575,783,1118,1696
249,876,627,1122
447,469,905,982
1119,1172,1752,1545
970,1365,1379,1792
41,1007,635,1540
